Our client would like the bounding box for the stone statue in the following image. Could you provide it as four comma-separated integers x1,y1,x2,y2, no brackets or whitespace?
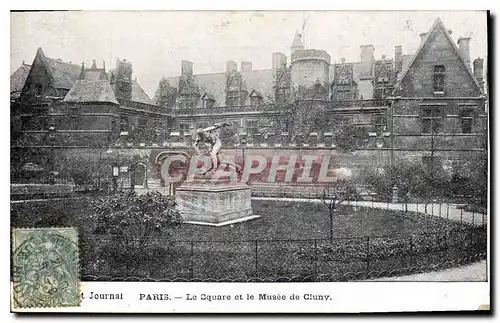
193,122,231,175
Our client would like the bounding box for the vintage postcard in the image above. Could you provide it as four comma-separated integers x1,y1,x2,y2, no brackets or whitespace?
10,10,490,313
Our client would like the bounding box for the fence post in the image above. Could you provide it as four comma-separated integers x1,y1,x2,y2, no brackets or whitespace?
314,239,318,275
447,203,449,220
439,201,442,217
254,240,258,277
460,208,463,223
416,201,418,213
472,212,475,225
409,236,413,265
445,230,449,256
482,212,485,225
366,236,370,273
190,241,194,279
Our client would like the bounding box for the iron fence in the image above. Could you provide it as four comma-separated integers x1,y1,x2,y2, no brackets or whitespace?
11,174,74,185
81,226,486,282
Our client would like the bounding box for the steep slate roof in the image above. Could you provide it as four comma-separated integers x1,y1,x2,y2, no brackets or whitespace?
329,54,414,85
291,30,304,48
63,80,118,104
37,49,81,90
241,69,274,100
164,69,274,107
131,81,154,105
10,63,31,97
394,17,483,94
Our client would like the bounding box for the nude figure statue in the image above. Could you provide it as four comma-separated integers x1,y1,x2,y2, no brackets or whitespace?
193,122,232,175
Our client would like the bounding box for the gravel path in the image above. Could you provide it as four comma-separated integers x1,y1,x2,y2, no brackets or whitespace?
366,260,488,281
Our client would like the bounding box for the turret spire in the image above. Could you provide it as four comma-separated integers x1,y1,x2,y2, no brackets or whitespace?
290,29,304,54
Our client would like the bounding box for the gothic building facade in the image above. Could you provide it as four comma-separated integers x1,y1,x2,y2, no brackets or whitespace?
11,17,487,180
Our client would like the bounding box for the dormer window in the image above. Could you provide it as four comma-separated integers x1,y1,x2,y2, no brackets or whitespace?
338,75,350,85
178,97,194,109
227,89,239,107
250,96,261,108
433,65,445,93
34,83,43,97
275,87,290,105
202,94,215,109
250,90,263,108
378,75,389,84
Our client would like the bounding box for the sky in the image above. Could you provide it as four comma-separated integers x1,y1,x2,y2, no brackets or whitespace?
10,10,488,98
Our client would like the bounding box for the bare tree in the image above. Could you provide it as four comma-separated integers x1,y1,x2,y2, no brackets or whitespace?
259,84,330,140
315,179,358,242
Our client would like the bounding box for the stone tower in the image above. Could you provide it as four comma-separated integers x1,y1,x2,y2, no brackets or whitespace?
112,59,133,101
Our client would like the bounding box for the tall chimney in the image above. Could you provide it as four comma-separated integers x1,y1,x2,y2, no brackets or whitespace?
272,53,287,76
226,60,237,74
241,61,252,72
473,57,484,91
458,37,471,70
181,60,193,78
419,32,429,44
359,45,374,79
394,45,403,74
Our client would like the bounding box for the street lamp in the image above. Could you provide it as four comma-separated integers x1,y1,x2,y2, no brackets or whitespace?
375,136,384,174
48,125,56,185
112,163,119,193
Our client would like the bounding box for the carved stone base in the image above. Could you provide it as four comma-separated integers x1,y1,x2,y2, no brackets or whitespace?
175,182,257,225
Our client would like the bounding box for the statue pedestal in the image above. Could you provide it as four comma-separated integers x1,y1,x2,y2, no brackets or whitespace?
175,180,259,226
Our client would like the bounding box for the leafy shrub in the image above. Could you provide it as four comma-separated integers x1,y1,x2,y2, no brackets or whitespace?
87,191,183,276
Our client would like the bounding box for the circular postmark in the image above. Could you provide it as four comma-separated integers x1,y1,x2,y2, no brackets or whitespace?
13,230,79,308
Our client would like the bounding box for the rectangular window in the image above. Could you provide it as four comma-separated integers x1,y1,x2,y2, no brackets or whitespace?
138,119,147,131
179,123,190,137
70,116,79,130
33,83,43,96
120,117,129,132
203,99,214,109
373,114,387,136
276,87,290,104
179,99,188,110
250,96,261,108
422,107,442,134
433,65,445,93
461,108,474,134
111,120,117,133
246,120,258,135
227,91,239,107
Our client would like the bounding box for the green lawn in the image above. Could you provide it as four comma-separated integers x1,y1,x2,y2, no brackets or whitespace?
11,198,455,241
11,197,484,281
172,199,459,241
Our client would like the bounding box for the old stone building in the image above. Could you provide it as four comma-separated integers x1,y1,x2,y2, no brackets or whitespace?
151,17,486,164
10,48,172,181
10,17,487,185
391,17,487,171
11,48,172,146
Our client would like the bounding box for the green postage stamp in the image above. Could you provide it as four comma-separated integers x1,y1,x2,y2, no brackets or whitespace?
11,228,80,308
